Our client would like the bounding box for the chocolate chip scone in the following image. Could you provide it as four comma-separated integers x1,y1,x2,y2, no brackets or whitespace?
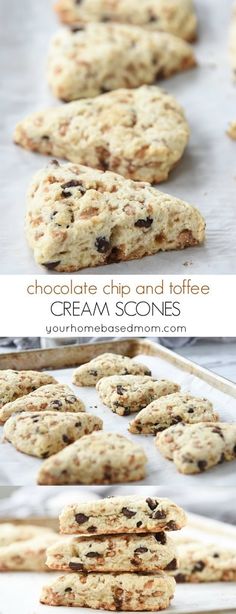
48,24,196,102
4,411,103,458
0,523,55,548
59,495,187,534
37,432,147,485
14,85,190,184
0,370,57,414
25,161,205,272
46,532,177,573
156,422,236,474
0,383,85,423
40,571,176,610
72,353,151,386
172,542,236,583
0,534,59,572
96,375,180,416
54,0,197,42
129,393,219,434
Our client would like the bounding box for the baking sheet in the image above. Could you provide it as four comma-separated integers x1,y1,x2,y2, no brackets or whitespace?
1,0,236,274
0,513,236,614
0,352,236,487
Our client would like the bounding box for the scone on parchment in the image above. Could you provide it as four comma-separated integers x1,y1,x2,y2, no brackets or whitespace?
48,24,196,101
37,432,147,485
24,161,205,272
171,542,236,583
96,375,180,416
54,0,197,42
72,353,151,386
0,370,57,415
14,85,190,184
4,411,103,458
40,571,176,610
0,383,85,423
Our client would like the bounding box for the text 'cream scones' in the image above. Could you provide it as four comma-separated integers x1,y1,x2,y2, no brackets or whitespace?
0,370,57,415
48,24,196,102
156,422,236,474
0,534,59,572
37,432,147,485
46,531,177,573
40,571,176,610
4,411,103,458
73,353,151,386
0,523,55,548
172,542,236,583
96,375,180,416
54,0,197,42
129,393,218,434
0,383,85,423
25,162,205,272
14,85,190,184
59,495,187,534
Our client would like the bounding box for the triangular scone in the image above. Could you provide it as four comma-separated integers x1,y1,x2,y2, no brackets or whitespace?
96,375,180,416
54,0,197,42
0,369,57,414
24,162,205,272
4,411,103,458
0,383,85,424
37,432,147,484
129,393,219,434
48,25,196,102
171,542,236,583
73,353,151,386
0,534,60,572
156,422,236,474
0,523,55,548
14,85,190,184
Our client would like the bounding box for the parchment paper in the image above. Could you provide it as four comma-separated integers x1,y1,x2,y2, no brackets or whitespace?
1,0,236,274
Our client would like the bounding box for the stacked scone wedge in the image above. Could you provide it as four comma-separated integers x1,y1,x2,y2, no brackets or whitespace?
41,495,187,610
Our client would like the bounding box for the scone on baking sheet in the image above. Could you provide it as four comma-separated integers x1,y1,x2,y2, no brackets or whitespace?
72,353,151,386
171,542,236,583
0,523,55,548
48,25,196,102
24,161,205,273
46,531,177,573
37,432,147,485
0,370,57,414
129,392,219,434
3,411,103,458
155,422,236,474
14,85,190,184
59,495,187,535
54,0,197,42
0,534,60,572
0,383,85,423
96,375,180,416
40,571,176,610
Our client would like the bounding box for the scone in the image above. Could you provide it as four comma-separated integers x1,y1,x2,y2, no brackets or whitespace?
25,161,205,272
96,375,180,416
46,531,177,572
0,523,55,548
14,85,190,184
4,411,103,458
172,542,236,583
156,422,236,474
48,24,196,101
72,353,151,386
0,369,57,414
59,495,187,534
0,534,59,572
129,393,219,434
37,432,147,485
0,383,85,423
54,0,197,42
40,571,176,610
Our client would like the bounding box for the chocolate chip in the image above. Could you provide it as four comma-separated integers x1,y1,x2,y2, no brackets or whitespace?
197,460,207,472
166,520,178,530
146,498,158,511
134,547,148,554
123,407,131,416
86,552,100,558
116,385,126,395
234,445,236,455
95,236,110,253
121,507,136,518
61,189,72,198
75,421,82,428
71,25,85,32
65,395,77,404
212,427,224,439
65,587,73,593
165,558,177,571
175,573,186,583
136,521,142,528
172,415,182,424
154,532,166,545
187,408,194,413
75,513,89,524
69,562,84,571
50,159,60,167
42,135,49,140
213,553,220,558
62,434,72,444
101,15,111,22
87,526,97,533
130,558,140,566
89,370,98,376
134,217,153,228
51,399,63,408
153,510,166,520
193,560,205,572
42,260,61,270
